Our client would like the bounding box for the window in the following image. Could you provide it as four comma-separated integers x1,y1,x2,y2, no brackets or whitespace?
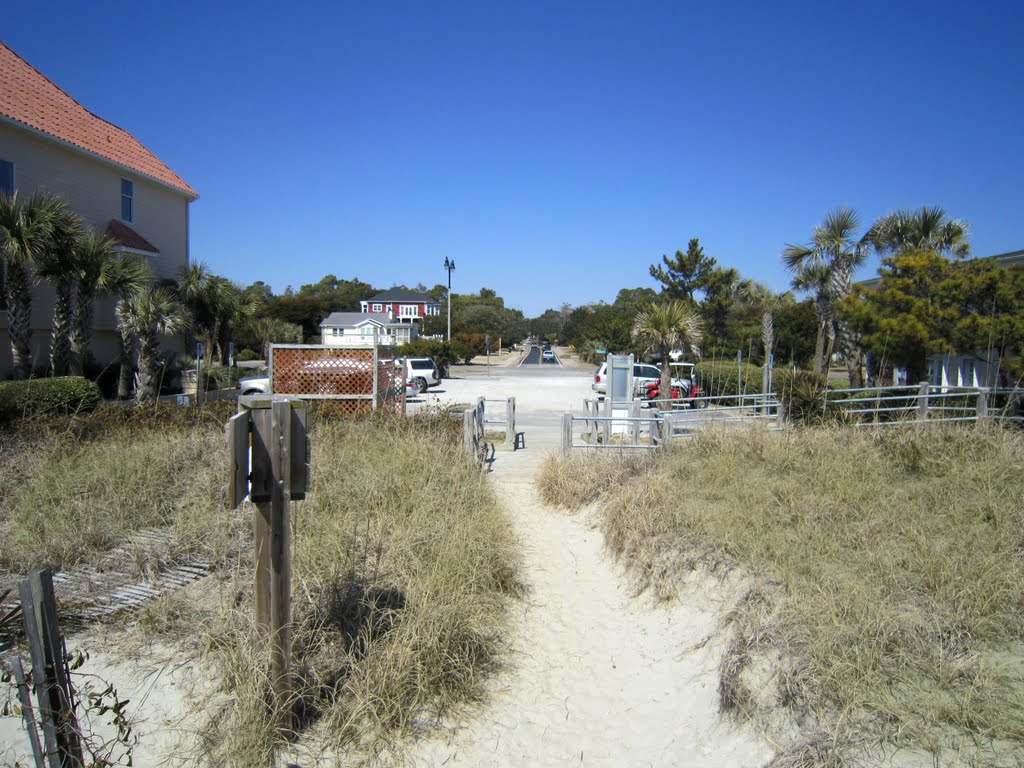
399,304,418,318
372,303,382,312
0,160,13,197
121,178,134,222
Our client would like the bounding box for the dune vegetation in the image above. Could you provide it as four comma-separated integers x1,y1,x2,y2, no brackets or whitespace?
538,424,1024,766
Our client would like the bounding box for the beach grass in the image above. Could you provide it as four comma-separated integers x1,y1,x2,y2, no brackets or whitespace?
1,405,521,765
538,423,1024,765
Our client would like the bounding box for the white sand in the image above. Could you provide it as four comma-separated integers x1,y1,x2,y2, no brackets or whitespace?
2,352,773,766
405,358,772,766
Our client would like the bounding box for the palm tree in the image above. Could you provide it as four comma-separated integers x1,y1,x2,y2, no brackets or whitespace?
104,255,153,399
736,280,790,363
0,191,61,379
119,285,189,401
631,301,703,411
176,262,219,363
69,232,118,376
864,206,970,259
788,263,835,374
782,207,868,387
35,203,84,376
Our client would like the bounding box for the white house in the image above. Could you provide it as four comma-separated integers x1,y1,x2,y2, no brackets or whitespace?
319,312,418,348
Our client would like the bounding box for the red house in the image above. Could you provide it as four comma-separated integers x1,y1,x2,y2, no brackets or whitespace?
359,288,441,325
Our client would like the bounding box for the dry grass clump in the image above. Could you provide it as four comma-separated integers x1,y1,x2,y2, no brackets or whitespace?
197,413,521,764
544,423,1024,765
537,450,654,509
0,416,236,571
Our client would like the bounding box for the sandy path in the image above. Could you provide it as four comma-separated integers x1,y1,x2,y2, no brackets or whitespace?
409,366,772,766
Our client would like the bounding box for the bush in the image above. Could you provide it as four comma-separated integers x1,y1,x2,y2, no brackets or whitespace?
235,348,260,362
0,377,101,423
694,360,763,398
775,369,845,425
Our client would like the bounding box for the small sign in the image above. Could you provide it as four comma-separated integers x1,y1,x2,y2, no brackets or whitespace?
196,342,203,359
595,349,606,354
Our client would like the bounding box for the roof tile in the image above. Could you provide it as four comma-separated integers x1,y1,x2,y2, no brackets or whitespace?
0,41,197,198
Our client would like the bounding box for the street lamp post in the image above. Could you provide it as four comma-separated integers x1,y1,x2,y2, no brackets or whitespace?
444,257,455,342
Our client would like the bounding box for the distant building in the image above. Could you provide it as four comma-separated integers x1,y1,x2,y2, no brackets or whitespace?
320,312,418,347
359,288,440,325
0,40,197,376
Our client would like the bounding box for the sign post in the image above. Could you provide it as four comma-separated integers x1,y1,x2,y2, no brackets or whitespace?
227,396,310,733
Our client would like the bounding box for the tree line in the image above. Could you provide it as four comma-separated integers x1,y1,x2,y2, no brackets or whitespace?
539,206,1023,388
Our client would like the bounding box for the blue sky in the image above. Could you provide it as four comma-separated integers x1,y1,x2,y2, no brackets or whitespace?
6,1,1023,316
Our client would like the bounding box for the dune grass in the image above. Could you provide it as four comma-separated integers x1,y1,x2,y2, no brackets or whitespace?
1,405,521,765
0,403,238,571
195,413,521,765
538,424,1024,765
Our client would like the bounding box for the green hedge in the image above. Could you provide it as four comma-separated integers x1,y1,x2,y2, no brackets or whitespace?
694,361,764,397
0,377,102,423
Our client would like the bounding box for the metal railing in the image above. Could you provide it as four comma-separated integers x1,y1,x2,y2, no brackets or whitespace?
559,385,1022,453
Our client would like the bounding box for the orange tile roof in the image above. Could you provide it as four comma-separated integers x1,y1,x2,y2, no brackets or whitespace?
105,219,159,253
0,41,197,198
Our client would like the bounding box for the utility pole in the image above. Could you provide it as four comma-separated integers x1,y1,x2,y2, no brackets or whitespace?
444,257,456,342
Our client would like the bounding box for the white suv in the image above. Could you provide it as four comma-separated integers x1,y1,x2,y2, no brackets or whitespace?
401,357,441,394
592,361,663,399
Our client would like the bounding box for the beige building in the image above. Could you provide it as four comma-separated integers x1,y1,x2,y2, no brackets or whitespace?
0,40,198,377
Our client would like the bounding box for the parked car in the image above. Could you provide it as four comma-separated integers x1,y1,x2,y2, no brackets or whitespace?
592,361,663,399
237,373,270,395
399,357,441,393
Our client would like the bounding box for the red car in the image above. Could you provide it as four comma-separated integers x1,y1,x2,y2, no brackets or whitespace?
644,379,707,408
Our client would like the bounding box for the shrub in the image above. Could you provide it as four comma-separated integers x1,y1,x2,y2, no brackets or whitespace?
0,377,101,423
235,348,260,362
694,360,763,398
775,370,847,425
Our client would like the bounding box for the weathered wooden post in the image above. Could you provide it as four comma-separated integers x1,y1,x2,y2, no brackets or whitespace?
505,397,516,446
229,396,310,734
10,657,44,768
629,401,641,445
19,567,83,768
917,381,930,421
662,412,675,447
976,387,989,421
463,408,477,458
561,412,573,456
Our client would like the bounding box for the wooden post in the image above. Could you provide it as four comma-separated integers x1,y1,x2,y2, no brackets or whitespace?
505,397,516,445
19,568,83,768
269,399,293,733
917,381,930,421
237,396,307,734
463,409,476,458
371,330,379,411
250,408,273,635
629,401,640,445
977,387,989,421
561,412,573,455
11,657,45,768
663,412,675,447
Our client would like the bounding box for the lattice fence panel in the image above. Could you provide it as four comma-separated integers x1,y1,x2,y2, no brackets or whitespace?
270,345,403,414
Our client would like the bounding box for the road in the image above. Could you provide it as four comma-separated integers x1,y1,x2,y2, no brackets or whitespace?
519,345,562,366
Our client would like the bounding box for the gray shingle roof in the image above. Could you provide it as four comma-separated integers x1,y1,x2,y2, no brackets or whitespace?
320,312,392,328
